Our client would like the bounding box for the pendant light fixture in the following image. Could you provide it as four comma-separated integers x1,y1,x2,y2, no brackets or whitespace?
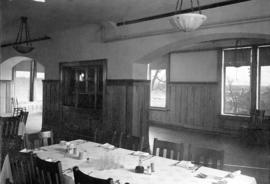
13,16,34,54
170,0,207,32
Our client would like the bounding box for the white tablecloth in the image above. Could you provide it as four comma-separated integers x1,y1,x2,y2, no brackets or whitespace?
0,154,13,184
34,140,257,184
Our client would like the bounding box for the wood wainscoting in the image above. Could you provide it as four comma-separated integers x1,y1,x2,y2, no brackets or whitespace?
106,80,149,137
42,80,60,130
105,80,150,148
42,79,150,147
149,82,222,132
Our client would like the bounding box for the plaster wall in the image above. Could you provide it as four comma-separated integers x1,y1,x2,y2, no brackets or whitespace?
170,51,218,82
1,0,270,81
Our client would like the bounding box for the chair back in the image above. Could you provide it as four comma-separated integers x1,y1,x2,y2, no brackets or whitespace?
13,107,27,117
123,135,144,151
250,109,265,127
73,166,113,184
19,111,29,125
188,144,224,169
9,152,36,184
33,154,64,184
111,131,124,147
25,133,41,149
93,128,105,143
39,130,54,146
153,138,184,160
25,130,54,149
0,116,21,138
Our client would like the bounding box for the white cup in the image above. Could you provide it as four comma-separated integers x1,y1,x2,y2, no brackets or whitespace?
60,140,66,146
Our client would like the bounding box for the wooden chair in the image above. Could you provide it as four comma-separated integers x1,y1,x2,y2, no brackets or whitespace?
39,130,54,146
1,116,21,139
188,144,224,169
13,107,27,117
123,134,144,151
8,151,36,184
0,116,24,166
73,166,113,184
33,154,64,184
111,131,124,147
25,133,41,149
152,138,184,160
25,130,54,149
19,111,29,125
93,128,105,143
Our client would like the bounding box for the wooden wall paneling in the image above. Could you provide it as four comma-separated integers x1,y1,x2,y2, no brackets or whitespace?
131,81,150,150
42,80,60,130
105,85,114,130
150,82,219,131
126,85,134,134
181,84,188,126
106,80,150,145
170,84,176,124
194,85,201,127
106,84,127,132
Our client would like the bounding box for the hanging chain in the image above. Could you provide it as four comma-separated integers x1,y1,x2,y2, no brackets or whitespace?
196,0,202,14
190,0,194,12
175,0,202,14
14,16,32,46
175,0,183,13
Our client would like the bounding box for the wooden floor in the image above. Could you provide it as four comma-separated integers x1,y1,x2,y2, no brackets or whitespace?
149,125,270,184
26,113,269,184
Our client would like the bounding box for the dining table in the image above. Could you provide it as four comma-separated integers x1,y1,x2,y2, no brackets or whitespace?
32,139,257,184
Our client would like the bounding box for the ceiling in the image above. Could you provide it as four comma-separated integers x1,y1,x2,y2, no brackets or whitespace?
1,0,231,44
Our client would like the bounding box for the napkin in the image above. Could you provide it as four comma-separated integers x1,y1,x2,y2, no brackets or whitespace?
195,166,229,179
100,143,115,149
20,148,32,153
176,160,195,169
131,151,150,157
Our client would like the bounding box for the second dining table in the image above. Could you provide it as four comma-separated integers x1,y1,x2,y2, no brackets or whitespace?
32,139,257,184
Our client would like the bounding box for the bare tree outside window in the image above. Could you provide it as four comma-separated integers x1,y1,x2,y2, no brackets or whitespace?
222,48,252,116
224,66,251,115
150,69,166,108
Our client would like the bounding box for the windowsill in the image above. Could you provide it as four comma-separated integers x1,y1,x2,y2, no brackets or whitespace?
149,107,170,111
218,114,250,121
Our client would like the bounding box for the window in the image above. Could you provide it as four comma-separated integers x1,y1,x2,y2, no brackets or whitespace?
221,45,270,117
149,59,169,109
258,46,270,116
222,48,252,116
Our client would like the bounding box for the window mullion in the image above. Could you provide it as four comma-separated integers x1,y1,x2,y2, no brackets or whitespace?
250,46,257,114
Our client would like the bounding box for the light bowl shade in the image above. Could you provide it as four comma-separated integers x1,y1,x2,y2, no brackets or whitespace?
170,13,207,32
13,45,34,54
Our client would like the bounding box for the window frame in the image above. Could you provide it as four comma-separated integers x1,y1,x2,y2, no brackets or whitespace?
221,46,253,117
256,45,270,116
148,58,170,111
220,44,270,118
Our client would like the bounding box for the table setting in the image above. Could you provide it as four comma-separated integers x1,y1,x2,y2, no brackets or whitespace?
29,139,257,184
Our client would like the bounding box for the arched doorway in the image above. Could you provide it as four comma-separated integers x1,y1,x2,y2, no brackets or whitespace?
0,56,44,133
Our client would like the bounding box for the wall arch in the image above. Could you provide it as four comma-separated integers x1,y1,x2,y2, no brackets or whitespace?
135,32,270,64
0,56,33,80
